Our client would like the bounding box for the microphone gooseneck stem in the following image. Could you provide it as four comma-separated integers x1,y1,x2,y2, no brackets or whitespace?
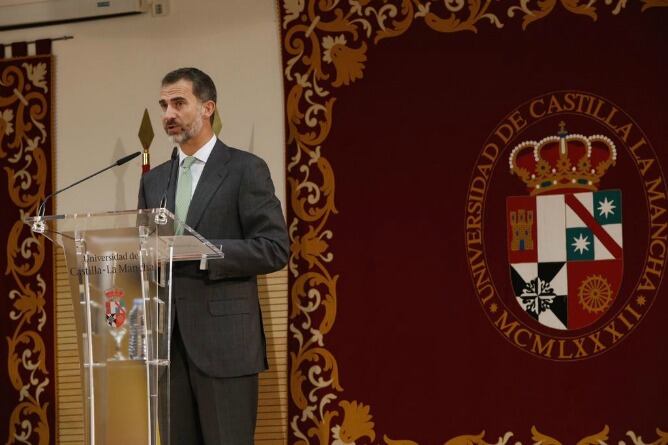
37,151,141,217
38,164,115,217
159,147,179,209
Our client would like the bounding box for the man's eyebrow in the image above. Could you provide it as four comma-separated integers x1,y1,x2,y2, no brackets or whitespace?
158,96,187,105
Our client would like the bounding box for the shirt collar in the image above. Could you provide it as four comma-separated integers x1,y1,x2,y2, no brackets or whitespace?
178,134,217,165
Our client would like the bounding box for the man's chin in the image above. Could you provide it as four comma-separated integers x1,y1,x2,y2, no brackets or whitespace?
169,133,188,144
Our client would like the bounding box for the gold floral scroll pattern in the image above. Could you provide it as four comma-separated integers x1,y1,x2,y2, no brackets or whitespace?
1,56,52,445
282,1,668,444
439,427,668,445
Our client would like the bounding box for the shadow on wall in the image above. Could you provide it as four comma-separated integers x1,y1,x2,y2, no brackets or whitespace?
113,138,129,211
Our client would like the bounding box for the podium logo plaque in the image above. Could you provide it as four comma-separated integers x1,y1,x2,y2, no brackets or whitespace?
105,288,128,328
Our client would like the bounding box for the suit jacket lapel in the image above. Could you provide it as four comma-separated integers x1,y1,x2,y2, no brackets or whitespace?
186,140,231,229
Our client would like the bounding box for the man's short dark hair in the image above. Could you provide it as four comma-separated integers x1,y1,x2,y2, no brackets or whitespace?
162,67,217,123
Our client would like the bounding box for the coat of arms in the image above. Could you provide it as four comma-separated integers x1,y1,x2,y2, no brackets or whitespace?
506,123,623,330
105,287,127,328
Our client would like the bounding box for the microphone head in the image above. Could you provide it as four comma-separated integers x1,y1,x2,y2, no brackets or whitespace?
171,146,178,160
116,151,141,166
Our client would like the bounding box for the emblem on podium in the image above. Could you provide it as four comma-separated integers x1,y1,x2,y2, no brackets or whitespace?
105,287,127,328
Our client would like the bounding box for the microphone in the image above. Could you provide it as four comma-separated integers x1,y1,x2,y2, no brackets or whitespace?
116,151,142,166
159,147,179,209
37,151,141,218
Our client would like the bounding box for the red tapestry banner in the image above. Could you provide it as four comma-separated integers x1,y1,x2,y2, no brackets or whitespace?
0,55,55,445
280,1,668,444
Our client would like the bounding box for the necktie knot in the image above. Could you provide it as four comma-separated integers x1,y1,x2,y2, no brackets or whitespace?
182,156,196,170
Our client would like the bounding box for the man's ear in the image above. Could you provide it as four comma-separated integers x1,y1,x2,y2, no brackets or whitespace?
203,100,216,120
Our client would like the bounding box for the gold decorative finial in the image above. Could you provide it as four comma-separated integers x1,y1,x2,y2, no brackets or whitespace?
138,109,155,173
138,109,155,150
213,109,223,136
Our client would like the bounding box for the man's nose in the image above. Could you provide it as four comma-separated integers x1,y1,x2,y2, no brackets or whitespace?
163,106,177,120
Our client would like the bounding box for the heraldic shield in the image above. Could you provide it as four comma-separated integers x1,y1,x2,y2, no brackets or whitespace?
105,287,127,328
506,124,623,331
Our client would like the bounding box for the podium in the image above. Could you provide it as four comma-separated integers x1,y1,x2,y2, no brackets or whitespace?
25,208,223,445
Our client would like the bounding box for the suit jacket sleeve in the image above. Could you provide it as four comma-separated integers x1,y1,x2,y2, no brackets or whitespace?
206,155,289,280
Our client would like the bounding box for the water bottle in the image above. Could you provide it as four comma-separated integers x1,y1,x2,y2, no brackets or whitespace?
128,298,146,360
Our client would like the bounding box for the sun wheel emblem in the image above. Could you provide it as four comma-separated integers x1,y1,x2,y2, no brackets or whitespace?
578,275,613,314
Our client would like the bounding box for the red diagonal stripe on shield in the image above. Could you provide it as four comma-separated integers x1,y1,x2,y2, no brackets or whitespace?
564,194,622,259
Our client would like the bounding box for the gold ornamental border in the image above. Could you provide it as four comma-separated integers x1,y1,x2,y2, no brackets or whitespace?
1,55,54,445
281,1,668,444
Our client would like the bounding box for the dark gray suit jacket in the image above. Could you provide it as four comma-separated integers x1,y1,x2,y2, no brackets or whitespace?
138,139,289,377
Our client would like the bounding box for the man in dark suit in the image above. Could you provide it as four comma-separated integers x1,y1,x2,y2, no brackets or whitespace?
138,67,289,444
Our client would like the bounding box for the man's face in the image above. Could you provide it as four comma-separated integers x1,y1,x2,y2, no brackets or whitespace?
159,79,205,144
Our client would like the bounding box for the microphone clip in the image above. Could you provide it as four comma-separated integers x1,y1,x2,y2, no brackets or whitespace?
31,216,46,234
154,208,168,225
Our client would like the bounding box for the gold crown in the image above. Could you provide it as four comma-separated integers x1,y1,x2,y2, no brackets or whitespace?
509,122,616,195
104,288,124,298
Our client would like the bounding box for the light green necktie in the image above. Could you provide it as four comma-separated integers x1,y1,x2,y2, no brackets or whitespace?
174,156,196,235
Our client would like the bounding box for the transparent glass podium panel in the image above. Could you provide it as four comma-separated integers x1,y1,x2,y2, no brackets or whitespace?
25,209,223,445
